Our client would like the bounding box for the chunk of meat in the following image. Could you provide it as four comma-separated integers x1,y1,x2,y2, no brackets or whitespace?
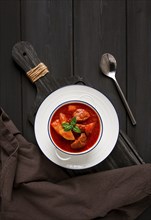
71,133,87,149
73,109,90,122
68,105,77,112
51,119,75,140
59,113,67,124
76,122,96,135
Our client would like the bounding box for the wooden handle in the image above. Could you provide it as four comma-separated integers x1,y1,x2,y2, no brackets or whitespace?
12,41,41,73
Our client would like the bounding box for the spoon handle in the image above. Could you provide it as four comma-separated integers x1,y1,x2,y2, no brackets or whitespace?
113,77,136,125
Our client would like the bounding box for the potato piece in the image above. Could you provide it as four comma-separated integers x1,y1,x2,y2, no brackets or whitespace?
59,113,67,124
68,105,77,111
51,119,75,140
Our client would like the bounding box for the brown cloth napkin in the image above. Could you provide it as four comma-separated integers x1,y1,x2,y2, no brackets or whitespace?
0,108,151,220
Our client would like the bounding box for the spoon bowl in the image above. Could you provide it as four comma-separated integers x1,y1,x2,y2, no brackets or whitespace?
100,53,117,77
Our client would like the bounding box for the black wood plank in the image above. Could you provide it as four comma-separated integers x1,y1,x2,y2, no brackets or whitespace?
20,0,73,142
73,0,127,130
0,0,22,130
127,2,151,219
127,0,151,163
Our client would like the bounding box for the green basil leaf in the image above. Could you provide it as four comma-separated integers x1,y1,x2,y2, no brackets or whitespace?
73,125,81,133
64,126,73,131
62,123,73,131
70,117,77,126
62,122,70,127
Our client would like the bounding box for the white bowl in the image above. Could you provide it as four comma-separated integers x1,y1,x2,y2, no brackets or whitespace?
48,100,103,156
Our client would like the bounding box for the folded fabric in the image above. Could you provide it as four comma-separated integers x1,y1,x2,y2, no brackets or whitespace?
0,108,151,220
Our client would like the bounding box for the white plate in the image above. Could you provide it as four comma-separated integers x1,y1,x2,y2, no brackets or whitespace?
34,85,119,169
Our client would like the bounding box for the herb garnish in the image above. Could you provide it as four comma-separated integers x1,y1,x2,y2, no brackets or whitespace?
62,117,81,133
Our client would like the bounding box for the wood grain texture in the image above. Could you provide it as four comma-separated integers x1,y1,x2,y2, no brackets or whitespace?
0,0,22,131
19,0,72,142
73,0,127,130
127,0,151,163
127,3,151,218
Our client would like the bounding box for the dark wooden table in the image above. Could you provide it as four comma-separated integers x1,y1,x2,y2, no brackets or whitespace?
0,0,151,219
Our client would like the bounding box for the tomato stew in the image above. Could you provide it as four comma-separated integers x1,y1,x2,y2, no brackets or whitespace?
49,101,102,154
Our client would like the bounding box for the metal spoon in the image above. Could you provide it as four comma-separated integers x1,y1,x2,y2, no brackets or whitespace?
100,53,136,126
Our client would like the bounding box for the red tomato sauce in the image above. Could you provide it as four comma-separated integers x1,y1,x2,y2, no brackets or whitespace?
49,102,102,153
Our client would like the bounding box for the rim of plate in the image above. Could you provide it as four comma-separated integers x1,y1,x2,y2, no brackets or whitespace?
34,85,119,169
